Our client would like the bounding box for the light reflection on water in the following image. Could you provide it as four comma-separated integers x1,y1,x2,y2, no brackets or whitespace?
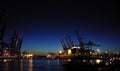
0,58,120,71
0,58,63,71
28,59,33,71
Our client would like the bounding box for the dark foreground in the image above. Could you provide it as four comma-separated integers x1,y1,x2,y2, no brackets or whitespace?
63,63,120,71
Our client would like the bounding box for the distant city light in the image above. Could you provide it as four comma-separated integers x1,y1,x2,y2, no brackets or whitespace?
97,48,101,53
21,53,33,59
71,46,80,49
59,50,62,54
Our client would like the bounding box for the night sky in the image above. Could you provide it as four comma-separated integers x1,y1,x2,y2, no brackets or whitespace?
0,1,120,54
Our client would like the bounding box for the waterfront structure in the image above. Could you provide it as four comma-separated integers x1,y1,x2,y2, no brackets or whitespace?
0,15,23,58
59,30,99,60
59,30,120,66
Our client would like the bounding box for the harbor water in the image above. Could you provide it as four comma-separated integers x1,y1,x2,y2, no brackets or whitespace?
0,58,120,71
0,58,63,71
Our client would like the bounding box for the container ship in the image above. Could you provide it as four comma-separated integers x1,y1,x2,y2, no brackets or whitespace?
59,30,120,70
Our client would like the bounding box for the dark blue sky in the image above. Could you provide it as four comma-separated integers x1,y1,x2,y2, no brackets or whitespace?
0,1,120,54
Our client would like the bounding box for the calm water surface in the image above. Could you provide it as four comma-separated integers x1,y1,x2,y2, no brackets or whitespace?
0,58,120,71
0,58,63,71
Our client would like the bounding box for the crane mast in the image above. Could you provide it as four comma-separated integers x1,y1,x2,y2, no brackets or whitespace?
75,30,84,48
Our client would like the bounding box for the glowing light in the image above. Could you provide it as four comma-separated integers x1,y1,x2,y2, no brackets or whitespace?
67,59,71,62
27,54,33,57
59,50,62,54
113,57,115,60
3,59,7,62
83,59,86,62
96,59,101,64
46,54,51,58
71,46,80,49
90,51,92,54
68,49,71,55
119,58,120,60
21,53,33,59
97,48,101,53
